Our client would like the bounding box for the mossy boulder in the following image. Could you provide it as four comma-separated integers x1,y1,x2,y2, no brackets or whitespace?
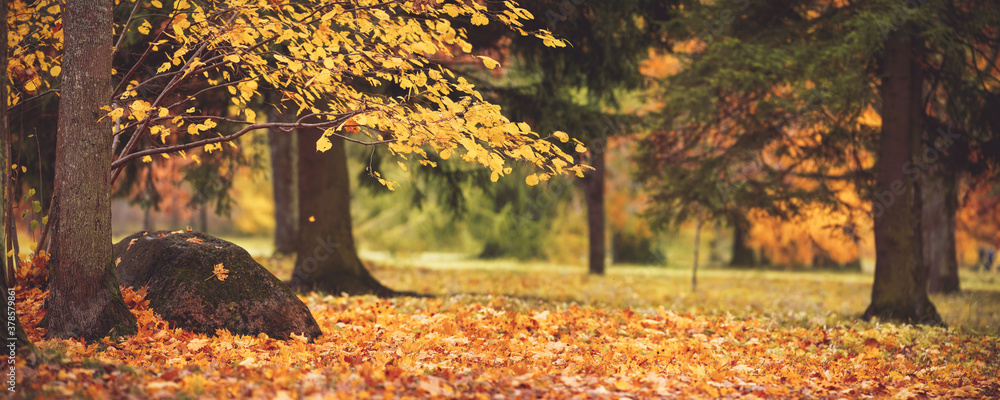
113,231,322,341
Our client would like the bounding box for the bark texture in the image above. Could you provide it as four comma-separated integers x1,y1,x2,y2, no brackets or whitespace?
581,142,606,275
266,90,298,254
863,32,943,326
40,0,138,340
288,129,394,296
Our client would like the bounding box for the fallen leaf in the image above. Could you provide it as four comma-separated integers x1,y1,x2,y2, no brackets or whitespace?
207,263,229,282
187,338,209,351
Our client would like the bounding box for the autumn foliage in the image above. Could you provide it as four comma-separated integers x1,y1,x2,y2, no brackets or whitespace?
13,256,999,398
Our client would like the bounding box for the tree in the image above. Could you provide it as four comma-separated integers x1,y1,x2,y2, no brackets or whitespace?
40,0,139,340
287,130,394,295
641,0,999,324
266,90,298,255
30,0,586,339
862,30,940,324
470,0,668,274
729,213,755,267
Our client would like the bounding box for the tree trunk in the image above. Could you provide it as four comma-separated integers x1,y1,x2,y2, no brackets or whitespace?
922,156,960,294
3,136,13,270
729,213,755,267
863,31,943,326
692,214,703,292
266,90,298,254
199,204,208,233
40,0,138,340
1,0,34,351
581,142,606,275
287,129,394,296
142,207,153,231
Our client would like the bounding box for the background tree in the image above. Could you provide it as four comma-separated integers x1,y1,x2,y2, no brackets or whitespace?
2,0,33,350
465,0,670,274
4,0,61,258
266,90,298,255
288,130,394,295
864,29,939,324
640,0,999,324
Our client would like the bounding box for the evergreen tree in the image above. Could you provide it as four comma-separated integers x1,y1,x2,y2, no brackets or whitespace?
469,0,671,274
640,0,1000,324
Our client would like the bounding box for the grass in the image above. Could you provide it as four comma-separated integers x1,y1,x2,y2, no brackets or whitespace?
277,251,1000,336
209,234,998,335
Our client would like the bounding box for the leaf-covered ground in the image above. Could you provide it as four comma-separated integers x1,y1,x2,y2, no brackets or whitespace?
13,255,1000,399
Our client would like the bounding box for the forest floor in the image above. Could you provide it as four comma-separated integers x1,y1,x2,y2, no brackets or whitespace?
12,254,1000,399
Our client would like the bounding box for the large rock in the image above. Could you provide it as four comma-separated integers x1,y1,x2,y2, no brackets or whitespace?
113,231,322,341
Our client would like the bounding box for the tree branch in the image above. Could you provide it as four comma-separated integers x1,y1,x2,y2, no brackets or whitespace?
110,118,394,170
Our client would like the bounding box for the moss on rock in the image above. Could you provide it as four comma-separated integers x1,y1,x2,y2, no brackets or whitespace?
113,231,322,341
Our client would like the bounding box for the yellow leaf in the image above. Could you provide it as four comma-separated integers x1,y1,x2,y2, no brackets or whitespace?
245,108,256,123
525,174,539,186
224,54,240,63
575,143,587,153
150,0,163,8
141,155,153,163
553,131,569,143
480,56,500,69
308,216,315,222
471,13,489,26
129,100,152,118
316,136,332,152
138,20,152,35
490,171,499,182
49,66,61,77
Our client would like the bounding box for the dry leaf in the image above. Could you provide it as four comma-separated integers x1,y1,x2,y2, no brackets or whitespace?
187,338,209,351
207,263,229,282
